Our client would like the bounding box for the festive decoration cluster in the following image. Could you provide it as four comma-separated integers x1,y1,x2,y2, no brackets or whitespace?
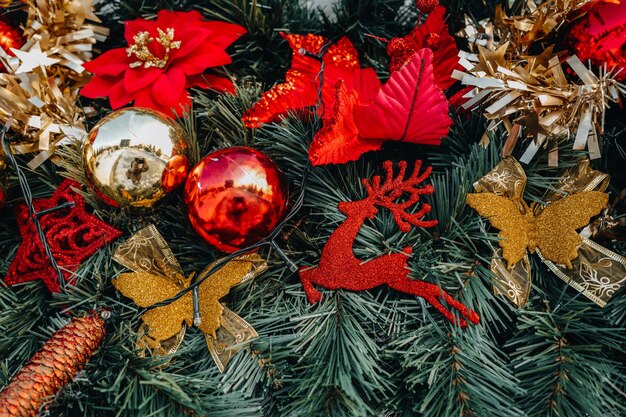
0,315,106,417
455,0,626,165
81,10,246,117
243,30,453,165
0,0,108,168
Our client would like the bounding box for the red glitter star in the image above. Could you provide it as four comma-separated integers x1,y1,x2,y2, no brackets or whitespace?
4,180,122,292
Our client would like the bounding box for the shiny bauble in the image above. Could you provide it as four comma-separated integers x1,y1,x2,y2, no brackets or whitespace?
83,108,190,207
184,147,289,253
565,0,626,80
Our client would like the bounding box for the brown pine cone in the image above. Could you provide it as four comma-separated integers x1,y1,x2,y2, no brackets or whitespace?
0,315,106,417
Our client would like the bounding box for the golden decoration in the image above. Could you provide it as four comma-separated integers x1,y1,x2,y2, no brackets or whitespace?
0,0,108,168
455,0,625,164
112,225,267,372
468,157,626,307
467,191,608,268
82,108,190,208
127,28,181,69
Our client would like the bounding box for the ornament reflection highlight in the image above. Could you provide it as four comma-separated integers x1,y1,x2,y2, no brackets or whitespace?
83,108,190,207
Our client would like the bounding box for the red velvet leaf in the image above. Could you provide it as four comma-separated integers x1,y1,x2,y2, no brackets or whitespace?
387,5,460,90
309,81,384,166
355,48,451,145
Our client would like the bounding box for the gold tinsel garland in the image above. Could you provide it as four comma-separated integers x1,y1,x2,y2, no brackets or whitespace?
0,0,107,168
455,0,625,165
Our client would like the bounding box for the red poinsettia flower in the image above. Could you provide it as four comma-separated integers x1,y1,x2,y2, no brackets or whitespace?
309,48,452,165
81,10,246,116
386,5,460,90
242,33,380,128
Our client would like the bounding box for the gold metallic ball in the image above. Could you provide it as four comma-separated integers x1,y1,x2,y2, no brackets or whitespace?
83,108,190,207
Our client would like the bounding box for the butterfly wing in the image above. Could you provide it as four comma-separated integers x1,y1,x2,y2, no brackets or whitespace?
113,225,185,285
535,191,608,267
112,272,192,342
196,255,266,337
354,48,452,145
466,193,530,267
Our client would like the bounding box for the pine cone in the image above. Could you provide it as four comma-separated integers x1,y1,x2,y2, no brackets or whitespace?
0,315,106,417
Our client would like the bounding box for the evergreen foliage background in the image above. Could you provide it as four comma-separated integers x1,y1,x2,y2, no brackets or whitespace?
0,0,625,416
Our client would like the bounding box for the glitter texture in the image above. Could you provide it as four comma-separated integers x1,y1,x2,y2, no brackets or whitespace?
3,180,123,292
299,160,480,328
112,226,267,370
466,191,608,269
386,5,459,89
242,33,363,128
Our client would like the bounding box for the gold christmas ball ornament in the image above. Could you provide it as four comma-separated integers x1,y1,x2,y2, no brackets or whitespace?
83,108,190,207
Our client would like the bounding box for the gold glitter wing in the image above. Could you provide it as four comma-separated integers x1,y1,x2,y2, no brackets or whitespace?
535,191,608,268
112,272,193,342
466,193,530,267
196,254,267,338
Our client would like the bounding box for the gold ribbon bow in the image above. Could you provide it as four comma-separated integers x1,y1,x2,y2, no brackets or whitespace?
467,157,626,307
112,225,267,372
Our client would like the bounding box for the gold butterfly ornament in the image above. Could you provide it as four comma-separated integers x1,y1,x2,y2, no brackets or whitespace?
112,225,267,372
466,157,626,307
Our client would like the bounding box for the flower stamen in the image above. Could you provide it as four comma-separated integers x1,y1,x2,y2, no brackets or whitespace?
127,28,181,69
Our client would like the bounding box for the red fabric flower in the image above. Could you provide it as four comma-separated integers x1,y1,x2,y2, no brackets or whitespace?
242,33,380,128
309,48,452,165
81,10,246,117
387,5,460,90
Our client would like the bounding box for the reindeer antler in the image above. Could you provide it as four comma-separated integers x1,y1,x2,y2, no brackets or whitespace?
362,160,438,232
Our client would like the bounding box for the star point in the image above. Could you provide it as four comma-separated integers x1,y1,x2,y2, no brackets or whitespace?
11,42,60,74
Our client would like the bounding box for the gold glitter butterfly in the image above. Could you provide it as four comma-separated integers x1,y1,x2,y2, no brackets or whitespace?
112,225,266,371
466,191,608,268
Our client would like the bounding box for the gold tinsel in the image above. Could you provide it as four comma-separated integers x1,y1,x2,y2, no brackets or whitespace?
0,315,105,417
455,0,625,165
0,0,107,168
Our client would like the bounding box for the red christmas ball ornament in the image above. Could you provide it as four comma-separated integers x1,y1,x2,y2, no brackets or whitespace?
565,0,626,80
0,18,23,56
184,147,289,253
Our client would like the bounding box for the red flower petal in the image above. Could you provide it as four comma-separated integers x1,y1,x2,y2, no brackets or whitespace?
83,48,130,76
109,80,134,109
200,21,247,49
124,17,157,46
168,29,212,62
174,42,232,74
124,67,163,93
355,49,451,145
151,68,186,108
187,74,235,93
309,80,384,165
81,75,118,99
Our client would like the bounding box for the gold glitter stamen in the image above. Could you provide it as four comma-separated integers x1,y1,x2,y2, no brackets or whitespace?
126,27,181,69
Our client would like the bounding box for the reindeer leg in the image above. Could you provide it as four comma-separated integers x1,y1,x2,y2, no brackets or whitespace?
389,279,480,328
299,267,323,304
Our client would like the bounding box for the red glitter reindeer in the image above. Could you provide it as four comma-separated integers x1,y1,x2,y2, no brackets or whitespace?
299,160,480,327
